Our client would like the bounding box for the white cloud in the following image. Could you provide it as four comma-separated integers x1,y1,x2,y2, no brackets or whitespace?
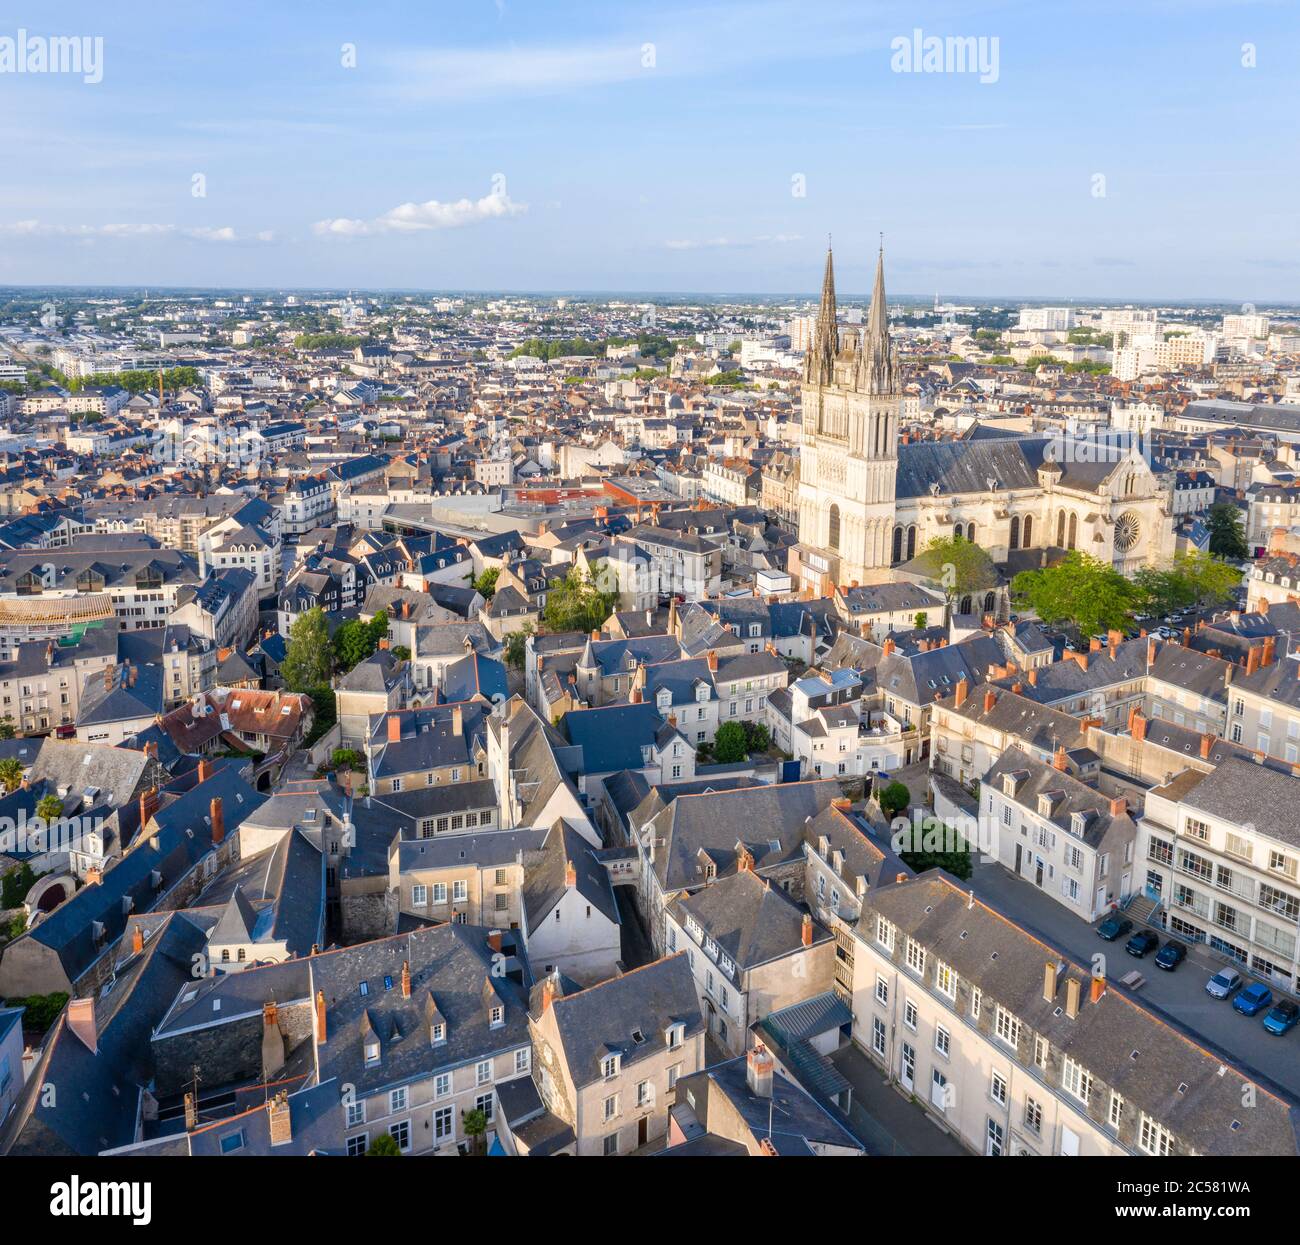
314,190,527,238
0,220,266,243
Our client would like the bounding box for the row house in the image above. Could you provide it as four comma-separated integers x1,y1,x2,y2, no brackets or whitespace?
849,873,1298,1157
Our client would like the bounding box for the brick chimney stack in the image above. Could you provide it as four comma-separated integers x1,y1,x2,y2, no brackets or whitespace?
315,990,327,1043
1247,646,1261,676
883,637,896,656
387,713,402,743
1053,745,1068,771
452,704,463,737
210,796,224,845
1027,668,1038,686
564,859,577,888
401,960,411,999
1109,795,1128,818
983,689,997,714
706,649,718,673
1091,975,1106,1004
198,758,212,783
1200,733,1215,759
801,912,813,946
746,1043,775,1098
131,924,144,955
1262,635,1276,668
954,676,969,708
267,1090,292,1146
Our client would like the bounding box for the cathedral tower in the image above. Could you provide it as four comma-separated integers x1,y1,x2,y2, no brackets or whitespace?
796,245,903,587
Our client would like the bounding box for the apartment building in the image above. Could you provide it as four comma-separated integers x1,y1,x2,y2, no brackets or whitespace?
1225,642,1300,762
528,954,706,1155
849,873,1298,1156
1140,757,1300,991
982,746,1138,921
664,866,834,1055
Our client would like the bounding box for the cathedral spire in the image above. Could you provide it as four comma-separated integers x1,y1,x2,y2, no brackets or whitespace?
804,244,839,386
860,242,899,395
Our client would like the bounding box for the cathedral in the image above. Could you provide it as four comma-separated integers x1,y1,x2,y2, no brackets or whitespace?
791,247,1175,595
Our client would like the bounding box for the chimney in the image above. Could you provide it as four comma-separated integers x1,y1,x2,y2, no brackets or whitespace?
1011,681,1023,695
954,676,969,708
1027,668,1038,686
1247,646,1260,676
1065,976,1081,1019
131,924,144,955
746,1043,775,1098
1053,745,1068,771
210,797,224,845
401,960,411,999
1042,960,1058,1004
1262,635,1276,668
315,990,327,1043
1089,636,1101,653
378,636,390,650
565,859,577,888
264,1000,279,1029
1147,636,1159,666
267,1090,292,1146
184,1092,197,1131
883,637,896,657
1110,795,1128,818
1090,975,1106,1004
540,974,558,1015
707,649,718,673
67,997,96,1054
1109,637,1118,662
85,865,102,886
144,740,158,761
198,758,212,784
488,929,503,954
801,912,813,947
452,704,463,737
1131,712,1147,742
1200,733,1215,759
387,713,402,743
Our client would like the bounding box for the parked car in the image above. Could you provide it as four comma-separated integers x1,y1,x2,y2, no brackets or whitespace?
1233,982,1274,1016
1263,1000,1300,1036
1154,941,1186,971
1206,968,1243,999
1126,930,1160,958
1097,916,1133,941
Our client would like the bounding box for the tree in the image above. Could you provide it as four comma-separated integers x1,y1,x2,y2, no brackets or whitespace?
1133,565,1195,618
473,567,500,600
504,624,533,670
1,861,38,909
898,816,973,880
1207,502,1249,561
1012,551,1138,637
0,757,23,793
916,535,997,606
392,645,411,662
331,748,363,771
743,721,771,753
333,610,388,672
462,1107,488,1155
366,1133,402,1156
0,716,14,740
542,567,618,635
282,607,333,692
712,721,749,764
1174,550,1242,619
913,612,928,631
879,781,911,820
36,795,63,823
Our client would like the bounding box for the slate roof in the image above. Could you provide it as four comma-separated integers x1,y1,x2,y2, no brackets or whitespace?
523,820,620,928
563,702,675,773
542,952,704,1090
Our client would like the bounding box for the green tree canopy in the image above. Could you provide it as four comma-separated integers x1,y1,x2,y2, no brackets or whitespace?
712,721,749,764
1207,502,1249,561
473,567,500,599
1012,551,1138,636
282,608,334,692
916,535,998,601
504,624,533,670
542,567,618,634
366,1133,402,1156
879,781,911,820
0,757,23,794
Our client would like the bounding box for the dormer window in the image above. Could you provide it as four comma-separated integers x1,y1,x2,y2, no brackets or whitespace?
489,1005,504,1028
602,1054,620,1079
431,1022,446,1045
364,1040,380,1066
665,1023,684,1051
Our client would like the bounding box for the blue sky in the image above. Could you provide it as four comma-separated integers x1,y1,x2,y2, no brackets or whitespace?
0,0,1296,299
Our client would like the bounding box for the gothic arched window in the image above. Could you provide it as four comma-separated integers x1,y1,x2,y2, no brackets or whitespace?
1009,516,1020,551
828,504,840,551
1022,515,1033,548
960,595,973,615
966,523,976,543
1068,512,1078,550
907,525,917,561
1056,511,1066,547
984,591,996,614
892,526,903,565
954,523,963,540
